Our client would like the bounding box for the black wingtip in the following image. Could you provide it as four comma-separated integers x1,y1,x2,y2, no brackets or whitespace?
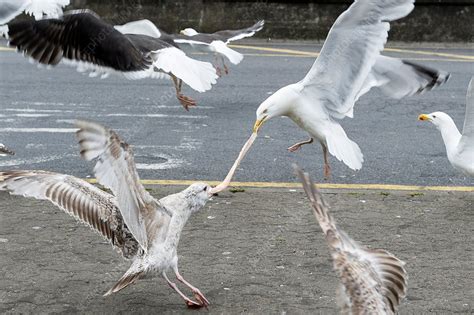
402,59,450,91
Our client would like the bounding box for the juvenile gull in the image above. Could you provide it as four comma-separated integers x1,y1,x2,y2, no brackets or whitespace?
3,11,218,110
0,0,69,24
0,120,214,307
252,0,449,178
418,78,474,176
294,165,408,314
115,19,265,76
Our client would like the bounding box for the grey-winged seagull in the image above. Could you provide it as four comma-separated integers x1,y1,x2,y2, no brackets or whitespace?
418,78,474,176
294,165,408,313
0,120,216,307
2,10,218,110
252,0,450,178
115,19,264,76
0,0,69,24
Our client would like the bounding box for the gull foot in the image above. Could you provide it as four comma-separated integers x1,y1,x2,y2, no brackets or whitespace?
193,289,210,307
288,143,303,152
177,94,197,111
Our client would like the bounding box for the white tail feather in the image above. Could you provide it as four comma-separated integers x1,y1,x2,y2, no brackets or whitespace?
210,41,244,65
152,47,218,92
325,122,363,170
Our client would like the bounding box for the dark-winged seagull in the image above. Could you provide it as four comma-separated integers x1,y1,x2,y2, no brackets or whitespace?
115,19,265,76
2,10,218,110
419,78,474,176
295,165,408,313
0,120,217,307
0,0,69,24
251,0,450,178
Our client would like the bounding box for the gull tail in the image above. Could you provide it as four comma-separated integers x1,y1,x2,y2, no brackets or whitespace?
325,122,363,171
210,41,244,65
153,47,218,92
104,270,143,296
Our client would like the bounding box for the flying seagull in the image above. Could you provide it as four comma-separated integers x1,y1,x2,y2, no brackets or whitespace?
0,120,216,307
0,143,14,156
0,0,69,24
418,78,474,176
294,165,408,314
2,11,218,110
252,0,449,178
115,19,265,76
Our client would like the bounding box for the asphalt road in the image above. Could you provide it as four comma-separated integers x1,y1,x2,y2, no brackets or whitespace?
1,187,473,313
0,40,473,186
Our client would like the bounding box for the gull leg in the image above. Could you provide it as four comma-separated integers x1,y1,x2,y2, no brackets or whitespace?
288,138,314,152
321,143,331,180
163,272,203,308
174,268,210,307
214,54,223,76
171,75,196,111
220,55,229,75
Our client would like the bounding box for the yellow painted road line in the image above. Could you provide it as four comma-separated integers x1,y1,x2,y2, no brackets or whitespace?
230,44,474,61
385,47,474,61
84,178,473,192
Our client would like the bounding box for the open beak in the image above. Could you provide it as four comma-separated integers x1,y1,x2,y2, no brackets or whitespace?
253,116,267,133
418,114,431,121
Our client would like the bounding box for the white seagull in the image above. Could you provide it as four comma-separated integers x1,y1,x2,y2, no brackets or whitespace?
0,143,14,156
294,165,408,314
0,0,69,24
3,10,218,110
115,19,265,76
0,120,217,307
418,78,474,176
252,0,449,178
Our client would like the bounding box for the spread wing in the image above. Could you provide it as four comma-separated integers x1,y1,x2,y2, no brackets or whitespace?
114,19,162,38
0,0,69,24
459,77,474,154
0,170,140,259
6,11,152,76
213,20,264,43
299,0,415,119
295,165,408,313
75,120,169,252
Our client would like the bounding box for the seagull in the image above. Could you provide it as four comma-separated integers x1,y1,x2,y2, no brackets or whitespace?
0,120,216,308
0,143,14,156
115,19,265,76
294,165,408,314
418,78,474,176
252,0,450,179
2,10,218,110
0,0,69,24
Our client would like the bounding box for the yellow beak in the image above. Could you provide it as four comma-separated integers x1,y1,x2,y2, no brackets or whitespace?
253,117,266,133
418,114,430,121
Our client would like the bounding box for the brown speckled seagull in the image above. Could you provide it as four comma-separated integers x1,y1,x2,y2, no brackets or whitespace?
0,120,213,308
294,165,408,314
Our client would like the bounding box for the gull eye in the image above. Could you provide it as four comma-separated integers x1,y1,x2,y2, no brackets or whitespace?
432,115,436,118
203,186,207,191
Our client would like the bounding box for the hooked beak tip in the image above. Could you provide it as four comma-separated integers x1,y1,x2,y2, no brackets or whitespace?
418,114,430,121
253,117,267,133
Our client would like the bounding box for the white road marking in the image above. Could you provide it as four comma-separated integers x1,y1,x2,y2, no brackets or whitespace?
0,128,77,133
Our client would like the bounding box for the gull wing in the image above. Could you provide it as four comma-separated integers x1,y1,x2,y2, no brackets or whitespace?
213,20,265,43
0,0,69,24
114,19,162,38
75,120,169,252
0,170,140,259
6,11,152,75
459,78,474,154
295,165,408,313
299,0,414,119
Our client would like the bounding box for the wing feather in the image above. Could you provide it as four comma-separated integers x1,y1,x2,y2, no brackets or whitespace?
0,170,139,258
294,164,407,313
300,0,415,119
75,120,168,252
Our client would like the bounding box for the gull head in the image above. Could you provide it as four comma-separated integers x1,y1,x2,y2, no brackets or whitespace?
180,28,198,36
418,112,454,129
183,182,212,211
254,87,295,133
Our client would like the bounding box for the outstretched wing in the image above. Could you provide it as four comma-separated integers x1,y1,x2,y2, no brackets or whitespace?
6,11,153,78
114,19,162,38
0,170,140,258
0,0,69,24
459,78,474,154
300,0,415,119
75,120,169,252
294,165,408,313
213,20,264,43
